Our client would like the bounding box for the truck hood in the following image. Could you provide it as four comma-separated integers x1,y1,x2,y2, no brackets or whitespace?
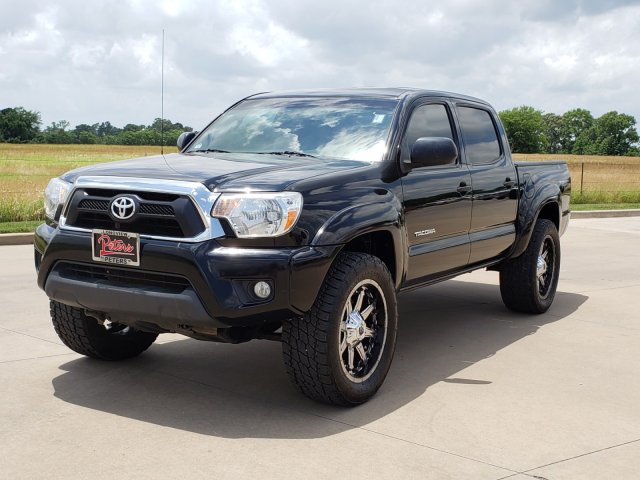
61,152,371,191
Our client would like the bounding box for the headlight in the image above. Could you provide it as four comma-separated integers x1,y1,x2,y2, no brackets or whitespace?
211,192,303,238
44,177,72,220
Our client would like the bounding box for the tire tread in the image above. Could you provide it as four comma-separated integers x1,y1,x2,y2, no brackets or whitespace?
282,252,395,406
499,219,559,314
50,300,157,360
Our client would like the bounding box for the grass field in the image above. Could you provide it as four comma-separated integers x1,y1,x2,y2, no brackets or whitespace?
512,153,640,204
0,144,178,227
0,144,638,233
1,144,177,201
0,220,41,234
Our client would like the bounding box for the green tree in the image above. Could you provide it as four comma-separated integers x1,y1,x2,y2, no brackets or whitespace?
574,111,639,155
149,118,192,145
72,124,98,144
96,121,121,137
560,108,594,153
164,128,187,147
76,131,98,144
42,120,74,144
122,123,145,133
499,106,547,153
73,123,96,134
0,107,41,143
150,118,174,133
542,113,564,154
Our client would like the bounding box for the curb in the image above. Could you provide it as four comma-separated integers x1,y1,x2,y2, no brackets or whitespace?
0,232,34,246
571,209,640,219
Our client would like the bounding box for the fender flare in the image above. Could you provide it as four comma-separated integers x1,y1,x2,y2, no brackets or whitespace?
311,201,405,287
509,183,562,259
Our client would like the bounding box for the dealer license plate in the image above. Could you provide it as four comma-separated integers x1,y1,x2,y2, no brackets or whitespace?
92,229,140,266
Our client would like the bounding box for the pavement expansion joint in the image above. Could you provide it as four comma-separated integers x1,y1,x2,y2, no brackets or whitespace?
0,324,65,346
507,437,640,480
576,283,640,294
156,366,520,476
0,353,76,364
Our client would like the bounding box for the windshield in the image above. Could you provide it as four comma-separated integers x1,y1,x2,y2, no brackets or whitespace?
187,97,399,162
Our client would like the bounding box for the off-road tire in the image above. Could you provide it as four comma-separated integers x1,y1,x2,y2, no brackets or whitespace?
282,252,398,406
50,300,157,360
499,219,560,314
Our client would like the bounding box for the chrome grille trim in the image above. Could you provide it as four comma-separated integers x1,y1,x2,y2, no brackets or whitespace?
59,176,225,242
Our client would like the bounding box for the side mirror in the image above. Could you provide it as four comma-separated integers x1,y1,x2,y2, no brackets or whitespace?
410,137,458,168
177,131,197,151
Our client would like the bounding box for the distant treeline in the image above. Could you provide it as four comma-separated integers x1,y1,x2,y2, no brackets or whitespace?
0,107,192,146
1,105,639,155
498,107,639,156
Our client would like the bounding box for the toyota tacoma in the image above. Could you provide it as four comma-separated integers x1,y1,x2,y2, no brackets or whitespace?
35,88,571,405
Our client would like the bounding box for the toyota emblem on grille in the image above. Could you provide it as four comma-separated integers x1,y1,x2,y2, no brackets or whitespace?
110,196,136,220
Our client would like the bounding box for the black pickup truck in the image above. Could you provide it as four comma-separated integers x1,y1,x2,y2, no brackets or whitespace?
35,88,570,405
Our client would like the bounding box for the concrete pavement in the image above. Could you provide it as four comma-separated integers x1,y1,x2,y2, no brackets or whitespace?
1,218,639,479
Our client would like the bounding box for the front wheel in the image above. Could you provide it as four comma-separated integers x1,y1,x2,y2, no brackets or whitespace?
50,300,158,360
499,219,561,314
282,252,398,406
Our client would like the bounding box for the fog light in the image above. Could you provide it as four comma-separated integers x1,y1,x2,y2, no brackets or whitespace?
253,281,272,299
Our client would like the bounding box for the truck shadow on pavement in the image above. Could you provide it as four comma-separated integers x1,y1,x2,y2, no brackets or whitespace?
51,279,588,439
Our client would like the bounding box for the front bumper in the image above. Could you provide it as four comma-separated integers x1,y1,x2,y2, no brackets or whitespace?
35,224,340,331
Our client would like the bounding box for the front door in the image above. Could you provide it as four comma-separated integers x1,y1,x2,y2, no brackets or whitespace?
400,101,472,284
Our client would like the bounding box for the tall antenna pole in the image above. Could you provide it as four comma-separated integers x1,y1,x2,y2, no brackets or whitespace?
161,29,165,155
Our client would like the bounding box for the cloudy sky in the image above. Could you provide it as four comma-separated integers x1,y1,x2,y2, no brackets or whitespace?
1,0,639,130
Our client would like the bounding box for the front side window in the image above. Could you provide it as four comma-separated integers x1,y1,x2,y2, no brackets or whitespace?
402,103,455,164
457,106,501,164
187,97,399,162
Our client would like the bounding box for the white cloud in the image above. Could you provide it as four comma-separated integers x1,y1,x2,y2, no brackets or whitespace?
68,42,107,68
229,22,309,67
131,34,159,66
0,0,639,131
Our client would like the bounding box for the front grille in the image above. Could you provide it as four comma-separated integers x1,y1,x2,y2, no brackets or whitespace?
139,204,174,216
78,199,109,210
56,262,192,294
84,188,180,202
65,188,205,238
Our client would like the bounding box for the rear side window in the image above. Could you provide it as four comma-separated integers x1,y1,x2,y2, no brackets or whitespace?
402,104,455,163
457,106,501,164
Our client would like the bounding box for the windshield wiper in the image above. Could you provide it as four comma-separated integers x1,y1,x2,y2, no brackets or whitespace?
188,148,230,154
259,151,316,158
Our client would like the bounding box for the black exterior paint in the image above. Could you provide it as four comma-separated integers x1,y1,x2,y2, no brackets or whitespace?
35,88,571,333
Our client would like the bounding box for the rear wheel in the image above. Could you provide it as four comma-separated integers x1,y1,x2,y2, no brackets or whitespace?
282,252,398,406
50,300,157,360
499,219,560,314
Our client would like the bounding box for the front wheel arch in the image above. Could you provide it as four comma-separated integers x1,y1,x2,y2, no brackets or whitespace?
340,230,399,286
282,252,398,405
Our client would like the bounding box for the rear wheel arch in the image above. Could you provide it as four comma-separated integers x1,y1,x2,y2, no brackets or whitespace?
499,218,560,313
536,201,560,231
509,198,561,259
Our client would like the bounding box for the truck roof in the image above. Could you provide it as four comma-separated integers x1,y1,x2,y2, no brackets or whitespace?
250,87,490,105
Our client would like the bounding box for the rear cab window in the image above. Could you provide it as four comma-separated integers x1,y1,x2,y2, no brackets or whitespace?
456,106,501,165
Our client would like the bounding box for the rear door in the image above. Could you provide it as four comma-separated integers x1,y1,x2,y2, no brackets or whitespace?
400,100,472,283
454,104,517,263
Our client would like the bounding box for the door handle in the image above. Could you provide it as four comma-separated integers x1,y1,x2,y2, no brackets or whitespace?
504,177,517,188
457,182,472,194
504,178,517,188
